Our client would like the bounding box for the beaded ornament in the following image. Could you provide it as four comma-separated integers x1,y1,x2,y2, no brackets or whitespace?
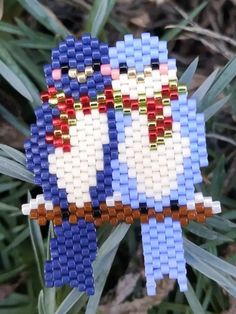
21,33,221,296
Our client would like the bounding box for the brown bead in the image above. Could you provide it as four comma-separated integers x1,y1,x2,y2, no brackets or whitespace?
172,212,180,220
205,207,213,217
187,211,196,220
108,207,116,216
101,214,110,222
132,210,140,219
46,211,54,220
196,203,204,213
124,205,132,215
94,218,102,226
115,201,123,210
180,217,188,226
85,214,94,222
179,205,187,215
30,209,38,219
54,206,62,215
69,215,77,224
38,216,47,225
69,203,77,213
76,208,85,217
99,202,107,211
140,215,148,223
125,216,134,224
148,209,156,217
197,214,206,223
163,207,172,216
54,217,62,226
117,212,125,221
156,213,165,222
84,202,92,212
38,204,46,215
110,218,118,225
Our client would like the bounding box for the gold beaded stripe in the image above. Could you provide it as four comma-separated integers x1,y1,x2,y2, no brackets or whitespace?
47,65,186,148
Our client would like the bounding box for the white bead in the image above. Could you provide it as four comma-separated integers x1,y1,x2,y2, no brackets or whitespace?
22,204,30,215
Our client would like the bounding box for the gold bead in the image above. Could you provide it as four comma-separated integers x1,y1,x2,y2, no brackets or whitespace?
144,66,152,77
68,69,77,78
124,108,131,115
97,92,106,102
90,101,98,109
149,143,157,150
74,101,82,111
156,115,164,121
60,113,68,120
162,98,171,106
137,73,145,83
157,137,165,145
114,102,123,110
77,73,86,83
68,119,77,126
54,130,62,137
164,130,172,138
154,91,162,100
85,66,93,77
62,134,70,141
48,97,58,105
178,84,187,94
56,92,65,101
169,79,178,90
139,107,147,114
128,68,136,79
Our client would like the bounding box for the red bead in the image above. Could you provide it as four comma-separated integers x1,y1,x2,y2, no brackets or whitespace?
41,91,49,102
48,86,57,95
58,102,67,111
52,117,61,127
66,97,74,107
61,123,69,133
45,134,54,143
53,138,63,147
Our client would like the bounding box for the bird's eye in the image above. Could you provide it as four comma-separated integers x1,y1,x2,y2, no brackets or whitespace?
92,59,100,71
61,65,69,74
151,59,159,69
119,62,128,74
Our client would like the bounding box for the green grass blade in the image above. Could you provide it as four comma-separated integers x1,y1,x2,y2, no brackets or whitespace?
0,156,34,183
0,21,24,35
0,40,41,107
4,227,29,252
193,69,218,103
0,144,26,165
200,54,236,110
28,218,45,288
85,247,118,314
210,156,226,199
204,95,230,121
186,221,232,242
0,59,33,102
184,238,236,278
85,0,117,37
184,280,205,314
0,103,30,137
179,57,199,87
10,39,56,49
162,1,208,40
17,0,70,37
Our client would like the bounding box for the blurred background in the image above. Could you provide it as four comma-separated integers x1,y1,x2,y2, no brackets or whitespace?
0,0,236,313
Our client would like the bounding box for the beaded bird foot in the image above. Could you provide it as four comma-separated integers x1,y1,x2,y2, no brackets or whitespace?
22,33,221,296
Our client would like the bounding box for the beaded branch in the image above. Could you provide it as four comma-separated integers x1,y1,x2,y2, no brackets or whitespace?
22,33,221,296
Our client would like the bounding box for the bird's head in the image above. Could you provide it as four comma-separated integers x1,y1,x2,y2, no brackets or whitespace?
42,33,180,151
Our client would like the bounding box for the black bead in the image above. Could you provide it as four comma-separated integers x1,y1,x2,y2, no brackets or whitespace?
119,62,128,74
93,207,101,218
170,200,179,211
151,58,159,69
140,203,148,214
62,210,69,218
61,66,69,74
92,60,100,71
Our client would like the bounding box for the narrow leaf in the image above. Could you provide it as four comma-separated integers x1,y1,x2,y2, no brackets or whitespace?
193,69,218,103
179,57,199,87
163,1,208,40
0,144,26,165
184,280,205,314
0,156,34,183
28,217,45,288
17,0,70,37
201,54,236,109
85,0,117,37
0,59,33,101
204,95,230,121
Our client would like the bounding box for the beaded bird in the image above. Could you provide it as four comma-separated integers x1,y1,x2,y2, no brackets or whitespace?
22,33,221,296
